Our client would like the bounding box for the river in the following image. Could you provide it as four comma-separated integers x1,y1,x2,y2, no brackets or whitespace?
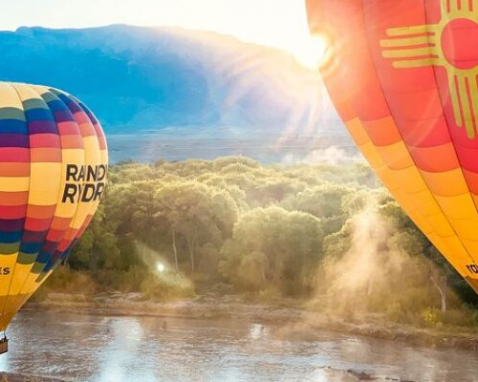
0,311,476,382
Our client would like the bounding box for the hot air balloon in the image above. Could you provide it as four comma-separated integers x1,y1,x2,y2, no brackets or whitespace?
306,0,478,293
0,82,107,353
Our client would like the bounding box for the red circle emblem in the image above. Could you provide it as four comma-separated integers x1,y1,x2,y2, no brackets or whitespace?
442,18,478,70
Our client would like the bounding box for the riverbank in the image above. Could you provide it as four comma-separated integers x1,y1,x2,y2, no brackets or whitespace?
0,372,64,382
24,293,478,352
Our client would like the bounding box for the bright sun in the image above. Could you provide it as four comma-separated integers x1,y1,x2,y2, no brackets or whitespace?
293,34,331,70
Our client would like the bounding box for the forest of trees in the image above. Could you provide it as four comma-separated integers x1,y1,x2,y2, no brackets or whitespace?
42,157,478,327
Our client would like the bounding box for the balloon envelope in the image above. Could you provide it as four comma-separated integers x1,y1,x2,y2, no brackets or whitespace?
0,82,107,331
306,0,478,292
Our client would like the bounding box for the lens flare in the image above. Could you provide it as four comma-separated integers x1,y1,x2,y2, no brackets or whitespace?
294,34,331,70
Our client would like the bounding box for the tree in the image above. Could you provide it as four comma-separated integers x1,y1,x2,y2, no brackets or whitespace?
283,184,354,235
154,182,239,274
220,206,323,294
69,204,121,270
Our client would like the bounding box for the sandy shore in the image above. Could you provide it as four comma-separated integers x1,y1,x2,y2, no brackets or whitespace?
23,293,478,352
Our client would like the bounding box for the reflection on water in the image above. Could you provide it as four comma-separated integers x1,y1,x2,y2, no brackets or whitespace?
0,311,477,382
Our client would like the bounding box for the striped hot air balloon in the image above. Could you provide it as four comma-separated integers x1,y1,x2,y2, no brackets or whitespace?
0,83,107,341
306,0,478,292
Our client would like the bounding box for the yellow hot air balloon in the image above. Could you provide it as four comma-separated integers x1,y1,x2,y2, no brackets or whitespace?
306,0,478,293
0,82,107,353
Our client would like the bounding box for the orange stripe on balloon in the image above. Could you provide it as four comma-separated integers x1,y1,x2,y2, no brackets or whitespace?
0,192,28,206
0,163,30,177
60,135,84,149
26,205,57,219
363,116,403,146
30,148,61,162
411,143,461,172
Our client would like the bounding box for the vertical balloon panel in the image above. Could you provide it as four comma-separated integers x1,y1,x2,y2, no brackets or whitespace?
0,84,31,331
306,0,478,292
0,83,107,331
2,84,62,327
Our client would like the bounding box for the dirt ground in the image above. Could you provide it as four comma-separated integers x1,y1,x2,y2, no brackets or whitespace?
0,373,64,382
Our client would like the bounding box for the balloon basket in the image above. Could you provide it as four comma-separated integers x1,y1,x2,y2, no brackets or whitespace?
0,338,7,354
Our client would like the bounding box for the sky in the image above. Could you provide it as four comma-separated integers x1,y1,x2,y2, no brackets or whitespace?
0,0,313,58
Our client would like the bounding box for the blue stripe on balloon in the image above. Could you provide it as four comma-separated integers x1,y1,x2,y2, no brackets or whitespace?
47,100,70,112
35,251,51,264
25,108,55,122
0,231,22,243
0,119,28,134
42,258,54,272
20,242,43,254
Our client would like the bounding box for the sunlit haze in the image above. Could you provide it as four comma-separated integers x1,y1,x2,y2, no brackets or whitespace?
0,0,323,68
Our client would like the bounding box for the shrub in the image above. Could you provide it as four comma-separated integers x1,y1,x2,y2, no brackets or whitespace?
422,307,442,326
140,272,195,300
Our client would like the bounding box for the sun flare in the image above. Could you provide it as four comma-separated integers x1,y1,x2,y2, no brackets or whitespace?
293,34,331,70
156,263,166,273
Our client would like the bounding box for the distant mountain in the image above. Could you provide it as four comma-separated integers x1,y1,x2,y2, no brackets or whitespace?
0,25,351,162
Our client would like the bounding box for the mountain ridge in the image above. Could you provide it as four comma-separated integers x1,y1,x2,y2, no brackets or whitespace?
0,25,350,162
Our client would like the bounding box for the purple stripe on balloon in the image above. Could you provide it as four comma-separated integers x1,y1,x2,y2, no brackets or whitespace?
28,120,58,134
22,230,49,243
0,219,25,232
42,240,59,254
67,101,82,114
53,110,75,123
81,105,99,124
50,250,63,264
0,134,29,148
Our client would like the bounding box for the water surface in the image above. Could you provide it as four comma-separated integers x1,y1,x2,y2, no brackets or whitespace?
0,311,476,382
